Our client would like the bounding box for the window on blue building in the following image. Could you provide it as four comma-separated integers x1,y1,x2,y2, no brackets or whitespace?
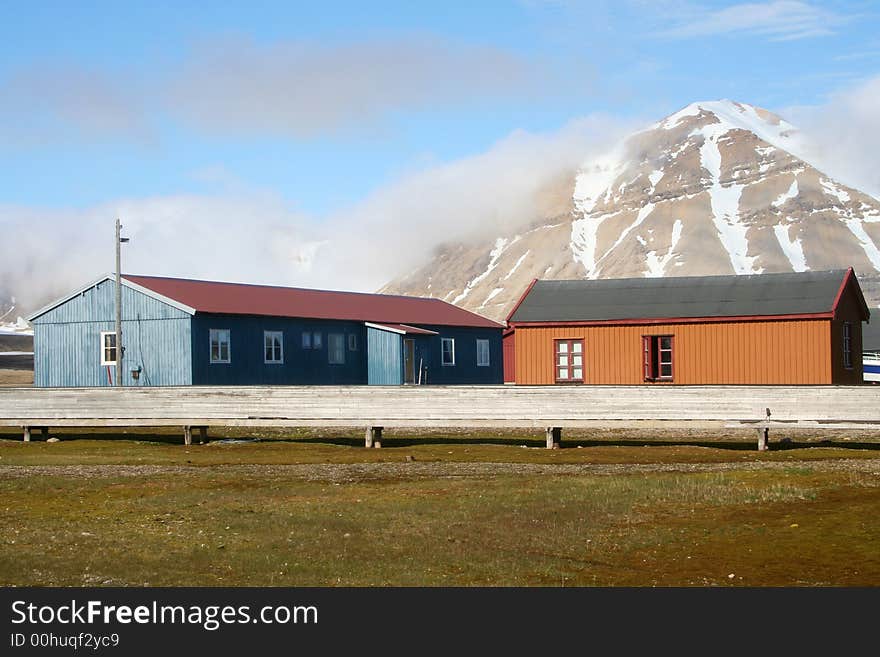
441,338,455,366
264,331,283,364
476,339,490,367
210,329,231,364
348,334,358,351
328,333,345,364
100,332,117,366
302,331,312,349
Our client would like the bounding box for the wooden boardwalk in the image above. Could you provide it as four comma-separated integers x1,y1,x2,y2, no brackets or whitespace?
1,385,878,449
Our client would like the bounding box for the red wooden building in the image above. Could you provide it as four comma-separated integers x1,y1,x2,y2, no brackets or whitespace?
504,269,869,385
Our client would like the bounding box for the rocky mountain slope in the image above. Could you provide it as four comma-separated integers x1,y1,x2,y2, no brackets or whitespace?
380,100,880,322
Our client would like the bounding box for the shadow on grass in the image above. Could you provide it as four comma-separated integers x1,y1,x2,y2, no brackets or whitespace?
3,430,880,452
258,435,880,452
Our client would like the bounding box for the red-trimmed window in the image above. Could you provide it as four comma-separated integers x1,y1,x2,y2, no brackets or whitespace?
843,322,853,369
555,339,584,383
642,335,674,381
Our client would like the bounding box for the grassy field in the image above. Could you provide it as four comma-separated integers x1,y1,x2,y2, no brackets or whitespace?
1,429,879,587
0,368,32,386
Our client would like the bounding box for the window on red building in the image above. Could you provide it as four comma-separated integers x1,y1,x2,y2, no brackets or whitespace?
642,335,674,381
555,339,584,382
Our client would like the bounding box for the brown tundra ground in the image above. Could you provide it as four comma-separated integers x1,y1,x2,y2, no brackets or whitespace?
1,425,878,587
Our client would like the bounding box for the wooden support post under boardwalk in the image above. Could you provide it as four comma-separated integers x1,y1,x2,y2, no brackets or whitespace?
757,427,769,451
184,426,192,446
546,426,562,449
365,426,383,448
199,426,207,444
41,427,49,440
757,407,771,451
23,426,30,442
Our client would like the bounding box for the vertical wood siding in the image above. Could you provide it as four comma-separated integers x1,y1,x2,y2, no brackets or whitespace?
503,332,515,383
367,327,403,385
417,326,503,385
514,320,833,385
190,315,368,385
32,280,191,387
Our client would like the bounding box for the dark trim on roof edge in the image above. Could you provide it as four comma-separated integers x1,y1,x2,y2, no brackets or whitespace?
509,312,836,328
831,267,871,321
505,278,538,325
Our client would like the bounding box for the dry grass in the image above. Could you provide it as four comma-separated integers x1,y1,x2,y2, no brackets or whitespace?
1,435,879,587
0,368,32,386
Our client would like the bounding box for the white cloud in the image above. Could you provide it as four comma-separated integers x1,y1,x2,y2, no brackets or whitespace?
0,194,316,313
1,115,633,312
783,75,880,199
661,1,846,41
0,65,153,147
167,37,555,138
324,114,633,282
0,37,561,145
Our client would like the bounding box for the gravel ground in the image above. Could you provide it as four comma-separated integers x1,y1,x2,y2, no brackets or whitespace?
2,459,879,483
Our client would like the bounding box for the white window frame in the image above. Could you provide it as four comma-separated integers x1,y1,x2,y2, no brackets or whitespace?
476,339,490,367
348,334,358,351
264,330,284,365
209,328,231,364
328,333,345,365
843,322,853,369
100,331,117,366
441,337,456,366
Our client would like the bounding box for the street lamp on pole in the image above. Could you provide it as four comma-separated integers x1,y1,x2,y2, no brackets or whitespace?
115,218,130,387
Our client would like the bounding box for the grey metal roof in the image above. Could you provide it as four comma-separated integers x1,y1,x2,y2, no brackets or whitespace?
510,270,851,323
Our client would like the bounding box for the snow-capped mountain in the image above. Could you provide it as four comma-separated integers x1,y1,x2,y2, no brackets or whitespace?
0,298,32,336
380,100,880,321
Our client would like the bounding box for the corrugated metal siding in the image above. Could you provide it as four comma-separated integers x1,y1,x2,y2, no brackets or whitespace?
367,327,402,385
415,325,503,385
32,281,191,387
514,320,832,385
503,332,515,383
191,315,368,385
32,280,189,323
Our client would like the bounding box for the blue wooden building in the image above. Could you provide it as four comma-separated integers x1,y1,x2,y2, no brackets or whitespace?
28,274,504,387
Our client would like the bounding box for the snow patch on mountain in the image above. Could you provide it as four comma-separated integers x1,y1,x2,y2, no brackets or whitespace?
0,301,32,336
844,220,880,271
479,287,504,308
573,148,625,214
820,178,851,205
571,212,611,277
591,203,657,279
645,219,683,277
504,250,530,281
451,237,512,305
773,224,808,272
687,100,799,154
772,179,799,208
696,121,757,274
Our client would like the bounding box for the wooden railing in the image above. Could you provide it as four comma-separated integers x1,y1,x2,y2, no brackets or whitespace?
1,385,878,450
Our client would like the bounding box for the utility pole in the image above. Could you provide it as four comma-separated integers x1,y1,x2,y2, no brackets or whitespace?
115,218,129,386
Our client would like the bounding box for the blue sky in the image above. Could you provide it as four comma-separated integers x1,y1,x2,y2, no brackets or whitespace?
2,1,880,302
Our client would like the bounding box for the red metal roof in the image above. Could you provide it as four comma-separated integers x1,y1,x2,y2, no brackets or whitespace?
123,275,502,328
